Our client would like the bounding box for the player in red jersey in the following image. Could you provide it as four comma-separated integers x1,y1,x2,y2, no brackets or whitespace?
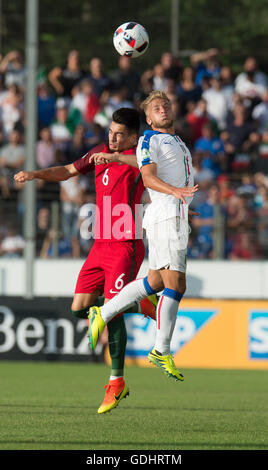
14,108,159,414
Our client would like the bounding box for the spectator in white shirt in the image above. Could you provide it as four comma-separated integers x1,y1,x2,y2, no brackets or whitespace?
36,127,56,168
220,66,235,110
1,83,24,139
202,76,228,130
152,63,168,91
235,57,268,99
50,98,72,152
0,50,26,90
252,90,268,132
0,129,25,198
0,227,25,258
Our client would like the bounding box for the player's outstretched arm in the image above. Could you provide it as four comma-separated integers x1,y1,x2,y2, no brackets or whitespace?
14,163,79,183
89,152,138,168
141,163,198,204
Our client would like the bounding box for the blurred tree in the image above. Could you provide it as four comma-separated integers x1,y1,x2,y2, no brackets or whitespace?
0,0,267,78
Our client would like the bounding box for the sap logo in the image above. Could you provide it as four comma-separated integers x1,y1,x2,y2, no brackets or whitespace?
170,309,217,353
125,309,217,357
249,311,268,359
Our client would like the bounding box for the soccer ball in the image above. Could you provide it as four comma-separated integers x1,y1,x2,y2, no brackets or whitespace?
113,22,149,58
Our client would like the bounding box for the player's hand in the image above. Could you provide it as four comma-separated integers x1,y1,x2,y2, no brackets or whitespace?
14,171,34,183
89,152,107,165
172,185,199,204
89,152,118,165
188,210,200,224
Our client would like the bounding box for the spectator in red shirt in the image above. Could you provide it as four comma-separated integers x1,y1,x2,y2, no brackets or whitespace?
82,79,100,124
217,174,235,205
229,232,261,259
186,98,213,143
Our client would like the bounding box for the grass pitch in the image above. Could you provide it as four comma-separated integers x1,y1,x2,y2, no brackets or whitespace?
0,361,267,450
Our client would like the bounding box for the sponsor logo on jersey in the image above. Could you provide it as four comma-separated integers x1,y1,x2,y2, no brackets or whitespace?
109,289,120,294
141,148,150,158
141,148,151,166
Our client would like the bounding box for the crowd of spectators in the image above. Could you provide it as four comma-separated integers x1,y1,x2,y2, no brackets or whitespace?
0,47,268,260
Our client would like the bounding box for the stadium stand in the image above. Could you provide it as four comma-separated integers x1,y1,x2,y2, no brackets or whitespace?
0,49,268,260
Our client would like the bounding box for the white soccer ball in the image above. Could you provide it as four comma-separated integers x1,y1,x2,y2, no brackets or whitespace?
113,22,149,58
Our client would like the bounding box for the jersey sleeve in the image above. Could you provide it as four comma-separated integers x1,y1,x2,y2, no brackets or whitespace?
137,133,159,169
73,143,105,175
73,151,95,175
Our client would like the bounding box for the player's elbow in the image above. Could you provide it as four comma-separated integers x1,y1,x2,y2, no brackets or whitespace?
141,174,153,189
141,177,149,188
64,164,78,180
141,164,157,189
63,170,72,181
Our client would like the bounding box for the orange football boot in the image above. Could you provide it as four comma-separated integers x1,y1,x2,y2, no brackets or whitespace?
98,378,129,414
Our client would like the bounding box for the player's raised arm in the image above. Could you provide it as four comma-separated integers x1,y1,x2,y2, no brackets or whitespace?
14,163,79,183
141,162,198,204
89,152,138,168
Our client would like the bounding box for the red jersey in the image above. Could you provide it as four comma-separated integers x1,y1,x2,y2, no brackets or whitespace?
73,144,144,242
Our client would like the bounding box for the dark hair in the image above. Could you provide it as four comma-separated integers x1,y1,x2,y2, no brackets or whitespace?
112,108,140,134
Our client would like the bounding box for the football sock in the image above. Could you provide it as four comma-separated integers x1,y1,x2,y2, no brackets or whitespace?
107,315,127,377
101,277,156,323
71,306,90,319
154,288,183,356
95,296,105,307
71,297,105,319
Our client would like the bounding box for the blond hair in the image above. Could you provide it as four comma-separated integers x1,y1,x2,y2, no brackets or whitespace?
140,91,171,115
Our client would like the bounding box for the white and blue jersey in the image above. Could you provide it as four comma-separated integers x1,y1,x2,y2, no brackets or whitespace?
136,130,194,228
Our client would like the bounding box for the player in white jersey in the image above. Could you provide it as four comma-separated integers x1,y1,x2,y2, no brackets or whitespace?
137,111,195,273
88,91,198,382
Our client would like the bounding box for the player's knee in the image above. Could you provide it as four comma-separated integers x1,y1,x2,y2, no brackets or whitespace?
71,298,87,311
162,271,186,294
151,279,164,292
71,301,90,319
146,273,164,293
71,300,79,312
169,279,186,295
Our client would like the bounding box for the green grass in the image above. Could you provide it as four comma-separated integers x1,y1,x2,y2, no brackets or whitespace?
0,361,267,450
